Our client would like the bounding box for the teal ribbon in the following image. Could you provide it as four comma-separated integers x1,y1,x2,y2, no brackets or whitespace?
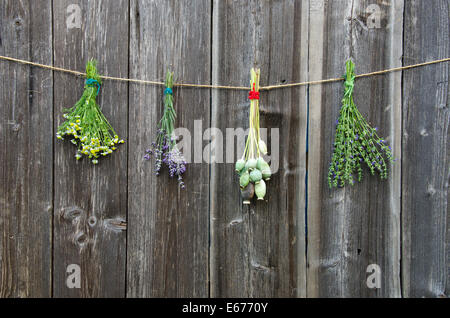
164,87,173,95
86,78,101,95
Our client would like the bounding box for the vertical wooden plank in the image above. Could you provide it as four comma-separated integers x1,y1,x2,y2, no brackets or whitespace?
52,0,128,297
307,0,403,297
210,0,308,297
402,0,449,298
127,0,210,297
0,0,53,298
306,0,325,297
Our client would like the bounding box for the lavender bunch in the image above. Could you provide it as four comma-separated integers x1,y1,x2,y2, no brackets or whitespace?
144,71,187,188
328,60,394,188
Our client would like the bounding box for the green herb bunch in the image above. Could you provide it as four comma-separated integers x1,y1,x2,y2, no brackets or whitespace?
144,71,187,188
56,60,124,164
235,68,271,203
328,60,394,188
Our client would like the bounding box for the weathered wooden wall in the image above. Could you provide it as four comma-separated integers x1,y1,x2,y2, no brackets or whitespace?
52,0,129,298
127,0,210,297
210,0,308,298
402,0,449,298
0,0,448,298
308,0,403,297
0,0,53,298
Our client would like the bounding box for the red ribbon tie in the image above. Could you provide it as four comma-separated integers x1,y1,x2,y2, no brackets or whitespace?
248,83,260,100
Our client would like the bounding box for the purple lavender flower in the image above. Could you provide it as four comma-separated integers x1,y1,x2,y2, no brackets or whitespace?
145,129,187,188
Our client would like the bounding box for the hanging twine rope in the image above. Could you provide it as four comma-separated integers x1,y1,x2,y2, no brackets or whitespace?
0,55,449,91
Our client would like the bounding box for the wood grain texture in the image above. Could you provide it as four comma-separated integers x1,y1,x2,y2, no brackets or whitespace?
52,0,128,297
402,0,449,298
307,0,403,297
126,0,210,297
0,0,53,298
210,0,308,297
0,0,448,299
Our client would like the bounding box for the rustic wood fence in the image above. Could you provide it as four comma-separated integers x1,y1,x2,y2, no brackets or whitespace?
0,0,448,298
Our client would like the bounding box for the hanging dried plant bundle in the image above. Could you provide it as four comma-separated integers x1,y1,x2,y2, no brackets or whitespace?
56,60,124,164
328,60,394,188
145,71,187,188
235,68,271,204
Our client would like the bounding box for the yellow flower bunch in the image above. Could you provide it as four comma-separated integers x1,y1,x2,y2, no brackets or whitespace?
56,60,124,164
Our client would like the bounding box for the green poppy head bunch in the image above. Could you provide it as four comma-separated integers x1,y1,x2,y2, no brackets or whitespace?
236,155,271,204
235,68,272,204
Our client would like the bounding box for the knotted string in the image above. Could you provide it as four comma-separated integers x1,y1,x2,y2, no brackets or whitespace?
164,87,173,95
86,78,101,95
343,60,355,98
248,82,260,100
344,76,355,98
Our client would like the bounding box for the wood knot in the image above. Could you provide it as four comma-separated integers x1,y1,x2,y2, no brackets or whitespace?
11,123,21,132
251,260,273,273
321,259,340,270
88,216,97,227
104,218,127,233
426,184,436,196
74,232,88,247
13,18,23,30
61,206,84,221
420,129,429,137
228,218,243,227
